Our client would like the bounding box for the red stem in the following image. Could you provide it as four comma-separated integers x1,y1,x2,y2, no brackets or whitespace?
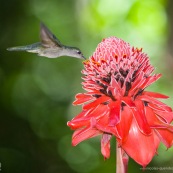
116,141,129,173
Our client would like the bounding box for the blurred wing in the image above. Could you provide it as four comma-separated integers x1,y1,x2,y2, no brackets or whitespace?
40,23,62,48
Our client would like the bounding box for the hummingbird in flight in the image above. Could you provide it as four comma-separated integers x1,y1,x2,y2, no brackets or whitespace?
7,23,85,59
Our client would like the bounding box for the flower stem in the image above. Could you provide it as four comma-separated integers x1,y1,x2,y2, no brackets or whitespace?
116,141,129,173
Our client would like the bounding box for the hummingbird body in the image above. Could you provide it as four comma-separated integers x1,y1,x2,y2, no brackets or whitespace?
7,23,85,59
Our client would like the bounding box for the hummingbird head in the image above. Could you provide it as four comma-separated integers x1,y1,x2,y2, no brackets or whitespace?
66,47,86,59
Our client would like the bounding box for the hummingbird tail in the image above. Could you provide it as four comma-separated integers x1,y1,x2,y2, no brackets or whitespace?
7,46,28,51
7,42,41,52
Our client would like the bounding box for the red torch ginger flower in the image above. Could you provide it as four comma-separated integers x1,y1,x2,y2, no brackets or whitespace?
67,37,173,168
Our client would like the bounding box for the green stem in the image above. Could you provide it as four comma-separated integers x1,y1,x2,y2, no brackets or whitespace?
116,141,129,173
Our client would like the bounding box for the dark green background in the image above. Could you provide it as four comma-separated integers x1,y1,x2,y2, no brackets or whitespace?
1,0,173,172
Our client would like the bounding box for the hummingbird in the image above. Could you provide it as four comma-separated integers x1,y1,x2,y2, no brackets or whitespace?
7,23,85,59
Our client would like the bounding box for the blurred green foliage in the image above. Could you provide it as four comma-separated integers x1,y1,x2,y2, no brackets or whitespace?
1,0,173,173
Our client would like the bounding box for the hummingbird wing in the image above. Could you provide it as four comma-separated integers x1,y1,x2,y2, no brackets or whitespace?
40,23,63,48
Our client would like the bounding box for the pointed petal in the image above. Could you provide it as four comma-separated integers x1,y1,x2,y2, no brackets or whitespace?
88,104,109,119
72,118,102,146
83,96,110,110
101,133,112,159
132,100,151,135
73,93,93,105
72,126,101,146
143,91,169,99
110,75,123,95
122,120,160,167
139,95,172,112
67,119,89,130
148,102,169,112
155,129,173,148
116,106,133,143
122,97,135,107
141,74,161,89
121,68,134,95
68,104,109,129
154,110,173,123
95,112,121,138
67,110,92,129
109,100,121,126
145,106,171,128
129,72,145,96
87,91,103,95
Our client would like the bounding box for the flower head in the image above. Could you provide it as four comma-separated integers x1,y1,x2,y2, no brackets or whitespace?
67,37,173,167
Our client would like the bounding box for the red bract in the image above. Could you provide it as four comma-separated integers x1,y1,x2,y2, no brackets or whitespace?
67,37,173,167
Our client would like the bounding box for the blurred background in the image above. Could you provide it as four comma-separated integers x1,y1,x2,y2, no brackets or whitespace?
1,0,173,172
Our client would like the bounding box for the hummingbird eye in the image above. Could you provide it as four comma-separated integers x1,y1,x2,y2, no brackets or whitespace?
77,50,82,54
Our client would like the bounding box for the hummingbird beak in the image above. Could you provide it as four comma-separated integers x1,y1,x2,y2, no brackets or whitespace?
82,55,86,59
